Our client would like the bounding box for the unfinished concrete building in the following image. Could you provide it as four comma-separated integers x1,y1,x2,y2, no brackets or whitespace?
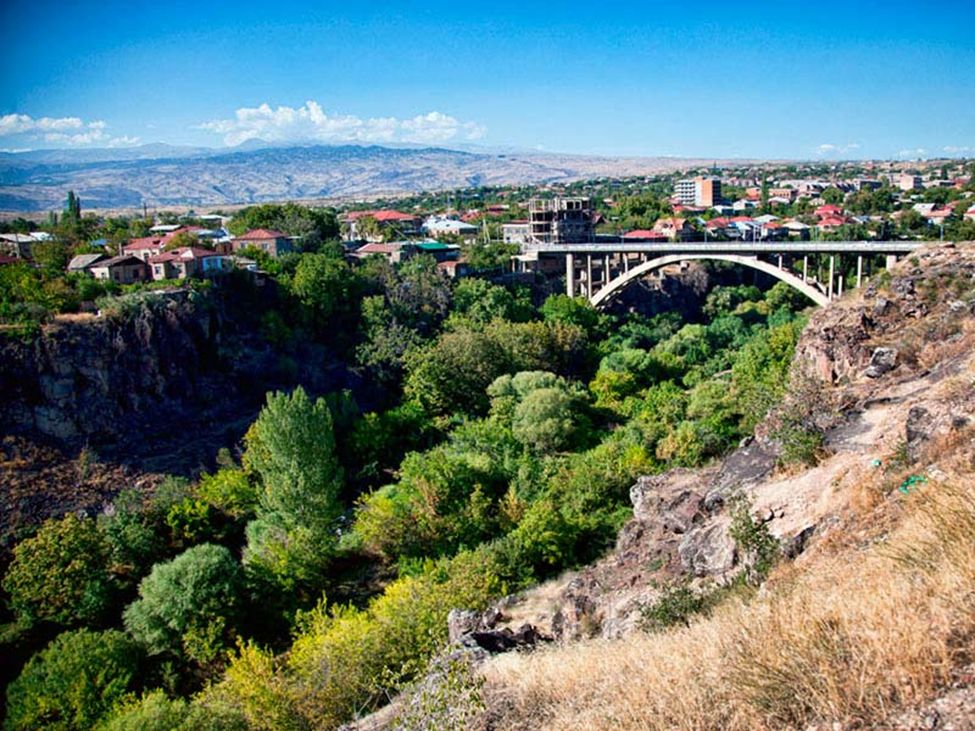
528,197,595,244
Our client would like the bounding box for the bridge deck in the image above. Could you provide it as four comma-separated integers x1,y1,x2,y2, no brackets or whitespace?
525,241,924,256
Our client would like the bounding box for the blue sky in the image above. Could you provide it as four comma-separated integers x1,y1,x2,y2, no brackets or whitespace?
1,0,973,159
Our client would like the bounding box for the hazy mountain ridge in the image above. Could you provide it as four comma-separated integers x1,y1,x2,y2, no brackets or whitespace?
0,143,724,212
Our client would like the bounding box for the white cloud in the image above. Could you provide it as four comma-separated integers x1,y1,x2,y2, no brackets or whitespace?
199,100,486,147
943,145,973,154
0,112,139,148
815,142,860,157
897,148,928,159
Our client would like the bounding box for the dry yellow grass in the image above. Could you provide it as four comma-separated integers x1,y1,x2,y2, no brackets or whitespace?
481,449,975,730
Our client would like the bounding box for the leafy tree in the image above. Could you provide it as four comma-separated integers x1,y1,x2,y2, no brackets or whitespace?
404,328,511,416
3,514,114,626
540,294,602,337
243,386,344,531
289,251,358,332
821,187,844,205
4,629,141,731
123,544,242,666
96,689,248,731
99,490,165,587
449,278,531,326
242,387,345,591
512,383,584,453
459,241,518,271
228,203,338,251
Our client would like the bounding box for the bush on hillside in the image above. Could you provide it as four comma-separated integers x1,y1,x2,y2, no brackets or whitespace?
4,629,141,731
3,514,114,626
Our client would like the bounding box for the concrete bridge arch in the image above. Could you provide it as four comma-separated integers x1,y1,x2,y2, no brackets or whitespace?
589,253,830,308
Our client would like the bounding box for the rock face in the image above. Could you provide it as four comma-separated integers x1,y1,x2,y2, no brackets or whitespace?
0,288,361,474
1,291,219,444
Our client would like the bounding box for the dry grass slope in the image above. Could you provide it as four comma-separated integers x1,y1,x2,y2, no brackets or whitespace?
482,438,975,730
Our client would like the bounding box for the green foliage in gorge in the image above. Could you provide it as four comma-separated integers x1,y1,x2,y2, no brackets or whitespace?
241,386,344,592
123,544,242,668
3,514,114,627
4,629,141,731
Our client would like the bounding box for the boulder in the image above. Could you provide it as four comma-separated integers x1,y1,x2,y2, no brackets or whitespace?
905,406,936,464
678,520,737,577
865,347,898,378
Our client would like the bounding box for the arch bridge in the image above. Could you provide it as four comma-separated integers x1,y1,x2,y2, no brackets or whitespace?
520,241,925,308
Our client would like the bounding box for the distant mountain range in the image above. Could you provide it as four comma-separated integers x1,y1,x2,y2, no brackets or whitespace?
0,142,739,213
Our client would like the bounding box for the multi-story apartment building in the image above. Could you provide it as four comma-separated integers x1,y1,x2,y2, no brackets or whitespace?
675,176,722,207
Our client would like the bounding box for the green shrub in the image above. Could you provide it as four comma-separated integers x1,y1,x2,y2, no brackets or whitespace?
3,514,113,626
123,544,242,666
99,491,165,585
639,582,708,632
4,629,141,731
97,689,248,731
195,468,258,519
729,497,780,583
218,549,501,729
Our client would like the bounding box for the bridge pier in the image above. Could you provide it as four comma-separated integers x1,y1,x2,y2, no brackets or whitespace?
586,255,593,298
565,253,575,297
857,255,863,288
803,256,808,283
886,254,898,270
828,256,835,300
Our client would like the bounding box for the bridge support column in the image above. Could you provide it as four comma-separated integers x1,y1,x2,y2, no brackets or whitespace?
856,256,863,288
565,254,575,297
886,254,897,270
828,256,835,300
586,255,593,299
604,255,610,285
624,253,630,273
803,256,808,283
777,255,783,270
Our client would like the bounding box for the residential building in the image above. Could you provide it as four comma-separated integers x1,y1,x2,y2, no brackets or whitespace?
0,233,38,259
652,217,693,241
90,255,150,284
768,187,797,201
67,253,107,273
437,259,470,279
502,220,530,244
351,242,414,264
896,173,923,191
342,210,421,241
123,236,167,261
675,176,722,207
147,247,232,280
413,240,461,262
527,197,594,244
622,229,668,242
422,216,479,241
233,229,293,257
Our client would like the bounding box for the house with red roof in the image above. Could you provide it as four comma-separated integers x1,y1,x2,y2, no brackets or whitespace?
351,242,414,264
652,217,693,241
232,229,293,257
147,247,232,280
342,210,421,242
123,236,167,261
814,204,845,219
815,215,849,231
622,229,668,242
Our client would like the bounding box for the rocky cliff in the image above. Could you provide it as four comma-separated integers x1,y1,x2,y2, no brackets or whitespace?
0,286,361,473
